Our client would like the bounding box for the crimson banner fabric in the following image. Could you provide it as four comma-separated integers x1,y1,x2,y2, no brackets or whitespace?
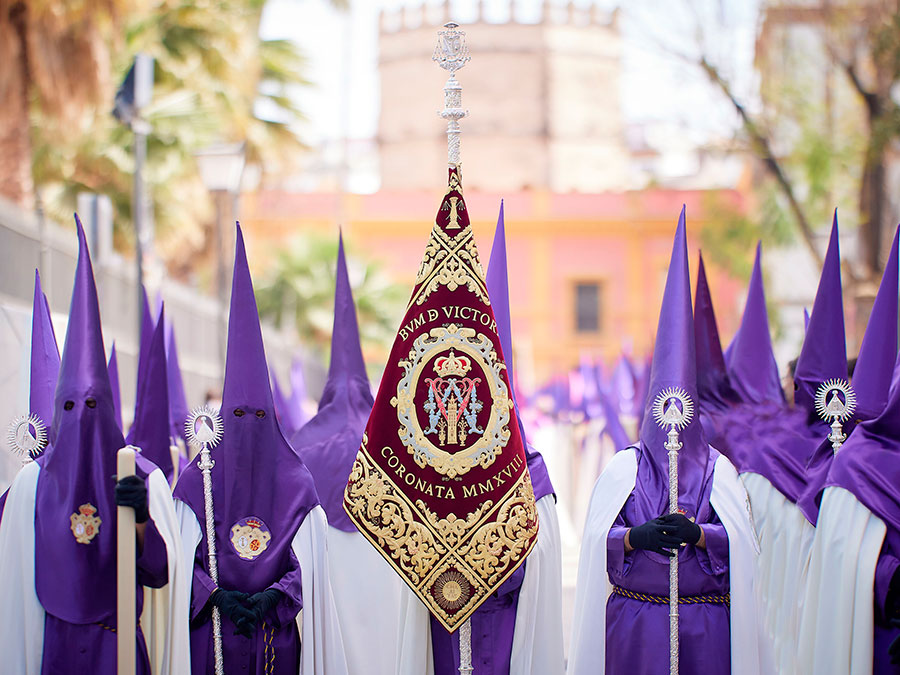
344,167,539,631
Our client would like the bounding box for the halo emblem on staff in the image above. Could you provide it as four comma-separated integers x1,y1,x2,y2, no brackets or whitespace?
185,405,225,675
6,413,48,463
652,386,694,675
815,378,856,451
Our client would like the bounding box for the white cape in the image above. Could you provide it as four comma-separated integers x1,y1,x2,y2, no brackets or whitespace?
567,448,771,675
176,501,348,675
741,471,815,674
796,486,886,675
0,460,191,674
327,527,433,675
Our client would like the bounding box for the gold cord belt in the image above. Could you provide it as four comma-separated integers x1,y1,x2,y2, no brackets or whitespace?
611,585,730,607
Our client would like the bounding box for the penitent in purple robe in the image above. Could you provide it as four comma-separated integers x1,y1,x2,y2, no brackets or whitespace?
174,224,319,674
605,452,731,674
34,217,169,673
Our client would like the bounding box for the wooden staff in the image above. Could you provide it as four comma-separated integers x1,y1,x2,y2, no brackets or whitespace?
117,446,137,675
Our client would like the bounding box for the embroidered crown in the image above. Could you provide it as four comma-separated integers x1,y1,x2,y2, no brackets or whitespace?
434,350,471,378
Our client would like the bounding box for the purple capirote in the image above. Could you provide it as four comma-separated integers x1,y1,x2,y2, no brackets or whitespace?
174,223,319,674
108,343,123,431
797,224,900,524
126,305,174,481
291,232,374,533
31,215,167,673
635,207,711,520
165,321,190,446
724,243,784,406
30,268,59,428
484,200,554,501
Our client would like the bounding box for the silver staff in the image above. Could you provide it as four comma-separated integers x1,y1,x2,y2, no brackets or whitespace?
186,406,225,675
652,387,695,675
433,22,474,675
6,413,49,464
815,379,856,452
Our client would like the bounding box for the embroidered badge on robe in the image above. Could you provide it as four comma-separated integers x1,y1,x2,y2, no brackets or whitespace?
230,517,272,560
70,504,101,544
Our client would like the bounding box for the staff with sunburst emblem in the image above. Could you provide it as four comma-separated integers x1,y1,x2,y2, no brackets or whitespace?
652,388,694,674
815,379,857,452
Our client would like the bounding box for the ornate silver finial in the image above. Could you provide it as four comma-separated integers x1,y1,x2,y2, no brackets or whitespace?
7,413,48,463
815,379,856,452
433,22,470,168
652,387,694,432
186,406,224,449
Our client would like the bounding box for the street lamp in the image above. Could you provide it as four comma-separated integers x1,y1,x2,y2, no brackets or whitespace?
194,142,246,363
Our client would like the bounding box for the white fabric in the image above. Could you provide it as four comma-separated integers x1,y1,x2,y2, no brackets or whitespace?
741,472,814,674
510,494,565,675
796,486,886,675
176,503,349,675
0,461,43,675
0,461,189,675
327,527,432,675
568,449,771,675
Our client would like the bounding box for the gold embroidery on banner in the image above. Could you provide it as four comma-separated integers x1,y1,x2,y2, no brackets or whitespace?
343,435,539,631
230,518,272,561
70,503,101,544
411,225,488,308
392,324,513,478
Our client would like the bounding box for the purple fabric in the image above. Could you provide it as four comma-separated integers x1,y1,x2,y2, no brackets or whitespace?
485,201,555,501
873,529,900,674
33,215,126,623
793,212,848,425
803,307,810,333
288,358,310,431
174,224,319,670
599,386,632,451
796,226,899,524
637,207,710,519
610,356,639,418
108,343,123,431
30,269,59,428
694,252,740,414
430,564,524,675
605,451,731,674
291,233,374,533
134,286,155,417
724,244,784,406
826,349,900,534
164,322,189,446
271,370,299,439
126,306,174,480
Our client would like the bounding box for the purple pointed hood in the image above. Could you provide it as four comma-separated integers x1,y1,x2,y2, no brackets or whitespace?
826,349,900,532
126,306,174,480
725,243,784,405
164,322,189,445
288,358,310,430
609,356,639,418
694,252,740,411
851,225,900,420
134,286,155,408
484,202,554,501
107,343,123,431
175,223,318,592
636,208,712,519
794,212,847,425
796,225,900,524
292,233,374,531
29,269,60,428
803,307,810,333
34,215,137,624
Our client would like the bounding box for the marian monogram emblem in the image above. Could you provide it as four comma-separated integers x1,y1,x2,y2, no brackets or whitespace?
70,504,101,544
230,517,272,561
393,324,513,478
423,350,483,446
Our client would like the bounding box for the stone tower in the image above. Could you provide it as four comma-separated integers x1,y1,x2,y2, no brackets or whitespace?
378,1,627,192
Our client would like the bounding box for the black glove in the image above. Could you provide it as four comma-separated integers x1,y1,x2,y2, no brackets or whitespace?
248,588,284,623
658,513,702,546
627,518,681,556
890,618,900,664
115,475,149,523
211,589,257,638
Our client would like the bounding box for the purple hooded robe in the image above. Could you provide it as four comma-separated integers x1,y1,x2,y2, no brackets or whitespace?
604,209,732,674
32,216,168,674
174,224,320,674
